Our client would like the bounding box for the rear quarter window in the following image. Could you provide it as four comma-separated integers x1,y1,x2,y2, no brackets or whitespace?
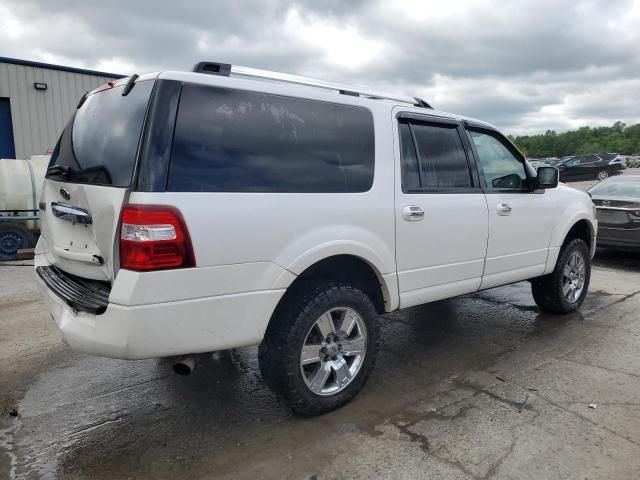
167,85,375,193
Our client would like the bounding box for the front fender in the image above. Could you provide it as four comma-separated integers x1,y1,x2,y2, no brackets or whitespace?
544,187,597,273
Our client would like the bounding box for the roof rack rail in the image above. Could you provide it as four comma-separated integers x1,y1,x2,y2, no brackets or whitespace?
192,61,433,109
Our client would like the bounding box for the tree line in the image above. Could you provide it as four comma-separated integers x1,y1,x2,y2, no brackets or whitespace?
508,121,640,158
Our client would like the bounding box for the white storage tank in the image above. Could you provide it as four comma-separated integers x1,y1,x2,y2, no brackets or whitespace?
0,156,49,260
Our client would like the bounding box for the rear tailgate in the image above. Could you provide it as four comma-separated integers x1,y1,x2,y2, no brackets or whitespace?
38,76,156,282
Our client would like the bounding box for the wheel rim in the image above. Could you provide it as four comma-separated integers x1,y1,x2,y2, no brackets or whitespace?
562,250,586,303
299,307,367,396
598,171,609,180
0,232,23,260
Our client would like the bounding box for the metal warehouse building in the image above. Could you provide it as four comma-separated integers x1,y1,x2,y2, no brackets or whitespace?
0,57,124,159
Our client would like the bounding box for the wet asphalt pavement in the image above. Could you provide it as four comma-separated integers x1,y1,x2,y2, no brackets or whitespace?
1,249,640,480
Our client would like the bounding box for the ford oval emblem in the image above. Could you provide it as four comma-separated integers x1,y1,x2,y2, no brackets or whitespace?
60,187,71,201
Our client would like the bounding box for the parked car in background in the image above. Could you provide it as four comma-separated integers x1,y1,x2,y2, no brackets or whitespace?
599,153,628,169
527,158,550,169
527,157,562,170
556,154,624,181
588,176,640,250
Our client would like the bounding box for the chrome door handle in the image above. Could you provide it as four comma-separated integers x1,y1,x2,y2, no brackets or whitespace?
402,206,425,221
497,203,512,216
51,202,93,224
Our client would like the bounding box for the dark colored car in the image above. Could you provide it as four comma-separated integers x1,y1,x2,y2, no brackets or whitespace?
589,176,640,250
556,154,624,182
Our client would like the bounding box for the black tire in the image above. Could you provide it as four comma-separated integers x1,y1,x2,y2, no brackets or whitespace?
0,222,36,261
596,170,609,181
531,238,591,314
259,280,380,416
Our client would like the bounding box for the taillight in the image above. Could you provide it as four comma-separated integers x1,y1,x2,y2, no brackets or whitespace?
119,205,195,271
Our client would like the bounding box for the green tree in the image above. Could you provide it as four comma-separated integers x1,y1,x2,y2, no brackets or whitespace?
511,122,640,157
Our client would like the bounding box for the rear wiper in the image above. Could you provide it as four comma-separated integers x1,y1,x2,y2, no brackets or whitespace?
46,165,71,178
77,91,89,109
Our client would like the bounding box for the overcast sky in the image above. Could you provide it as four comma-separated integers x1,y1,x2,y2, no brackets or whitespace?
2,0,639,135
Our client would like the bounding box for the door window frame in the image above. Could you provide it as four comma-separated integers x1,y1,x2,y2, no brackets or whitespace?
463,122,535,193
396,112,481,194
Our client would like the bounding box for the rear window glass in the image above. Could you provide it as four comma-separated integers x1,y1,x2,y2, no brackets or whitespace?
47,80,154,187
589,180,640,197
167,85,375,193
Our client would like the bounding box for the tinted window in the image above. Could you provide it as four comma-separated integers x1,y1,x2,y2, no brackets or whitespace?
410,123,471,189
48,80,154,187
399,123,420,191
168,85,375,192
469,130,527,190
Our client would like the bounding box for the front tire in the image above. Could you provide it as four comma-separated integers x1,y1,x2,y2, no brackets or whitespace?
596,170,609,180
531,238,591,314
259,281,380,416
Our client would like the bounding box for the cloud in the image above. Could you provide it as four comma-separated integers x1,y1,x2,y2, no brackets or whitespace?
1,0,639,135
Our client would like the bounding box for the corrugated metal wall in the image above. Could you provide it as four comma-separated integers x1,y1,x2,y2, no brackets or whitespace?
0,61,118,159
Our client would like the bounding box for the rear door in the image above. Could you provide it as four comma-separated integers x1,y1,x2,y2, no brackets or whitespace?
394,112,489,307
38,77,155,281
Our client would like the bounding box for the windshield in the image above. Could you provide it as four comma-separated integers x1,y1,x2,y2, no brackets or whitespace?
589,180,640,198
47,80,154,187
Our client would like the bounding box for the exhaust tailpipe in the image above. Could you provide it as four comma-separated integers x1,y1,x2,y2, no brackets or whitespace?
173,355,196,376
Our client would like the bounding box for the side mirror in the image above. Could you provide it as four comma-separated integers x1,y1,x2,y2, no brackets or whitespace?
536,166,559,189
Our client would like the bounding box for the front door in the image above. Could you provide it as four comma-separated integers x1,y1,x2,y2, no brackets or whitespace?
394,112,489,308
466,127,554,289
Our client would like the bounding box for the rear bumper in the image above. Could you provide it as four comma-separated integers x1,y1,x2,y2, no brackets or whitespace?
35,258,286,360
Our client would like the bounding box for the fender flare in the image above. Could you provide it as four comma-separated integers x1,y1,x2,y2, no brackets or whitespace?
282,240,399,312
545,213,596,273
553,213,596,248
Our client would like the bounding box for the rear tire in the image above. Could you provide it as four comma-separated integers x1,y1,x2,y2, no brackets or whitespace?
259,280,380,416
531,238,590,314
0,222,35,261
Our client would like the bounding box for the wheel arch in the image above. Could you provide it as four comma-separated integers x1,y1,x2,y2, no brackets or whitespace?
562,219,594,252
272,252,396,324
545,216,596,274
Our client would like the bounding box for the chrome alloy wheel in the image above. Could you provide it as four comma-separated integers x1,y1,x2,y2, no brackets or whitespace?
563,250,586,303
597,170,609,180
300,307,367,396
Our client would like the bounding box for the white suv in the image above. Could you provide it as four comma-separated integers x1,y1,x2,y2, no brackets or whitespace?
35,62,597,415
